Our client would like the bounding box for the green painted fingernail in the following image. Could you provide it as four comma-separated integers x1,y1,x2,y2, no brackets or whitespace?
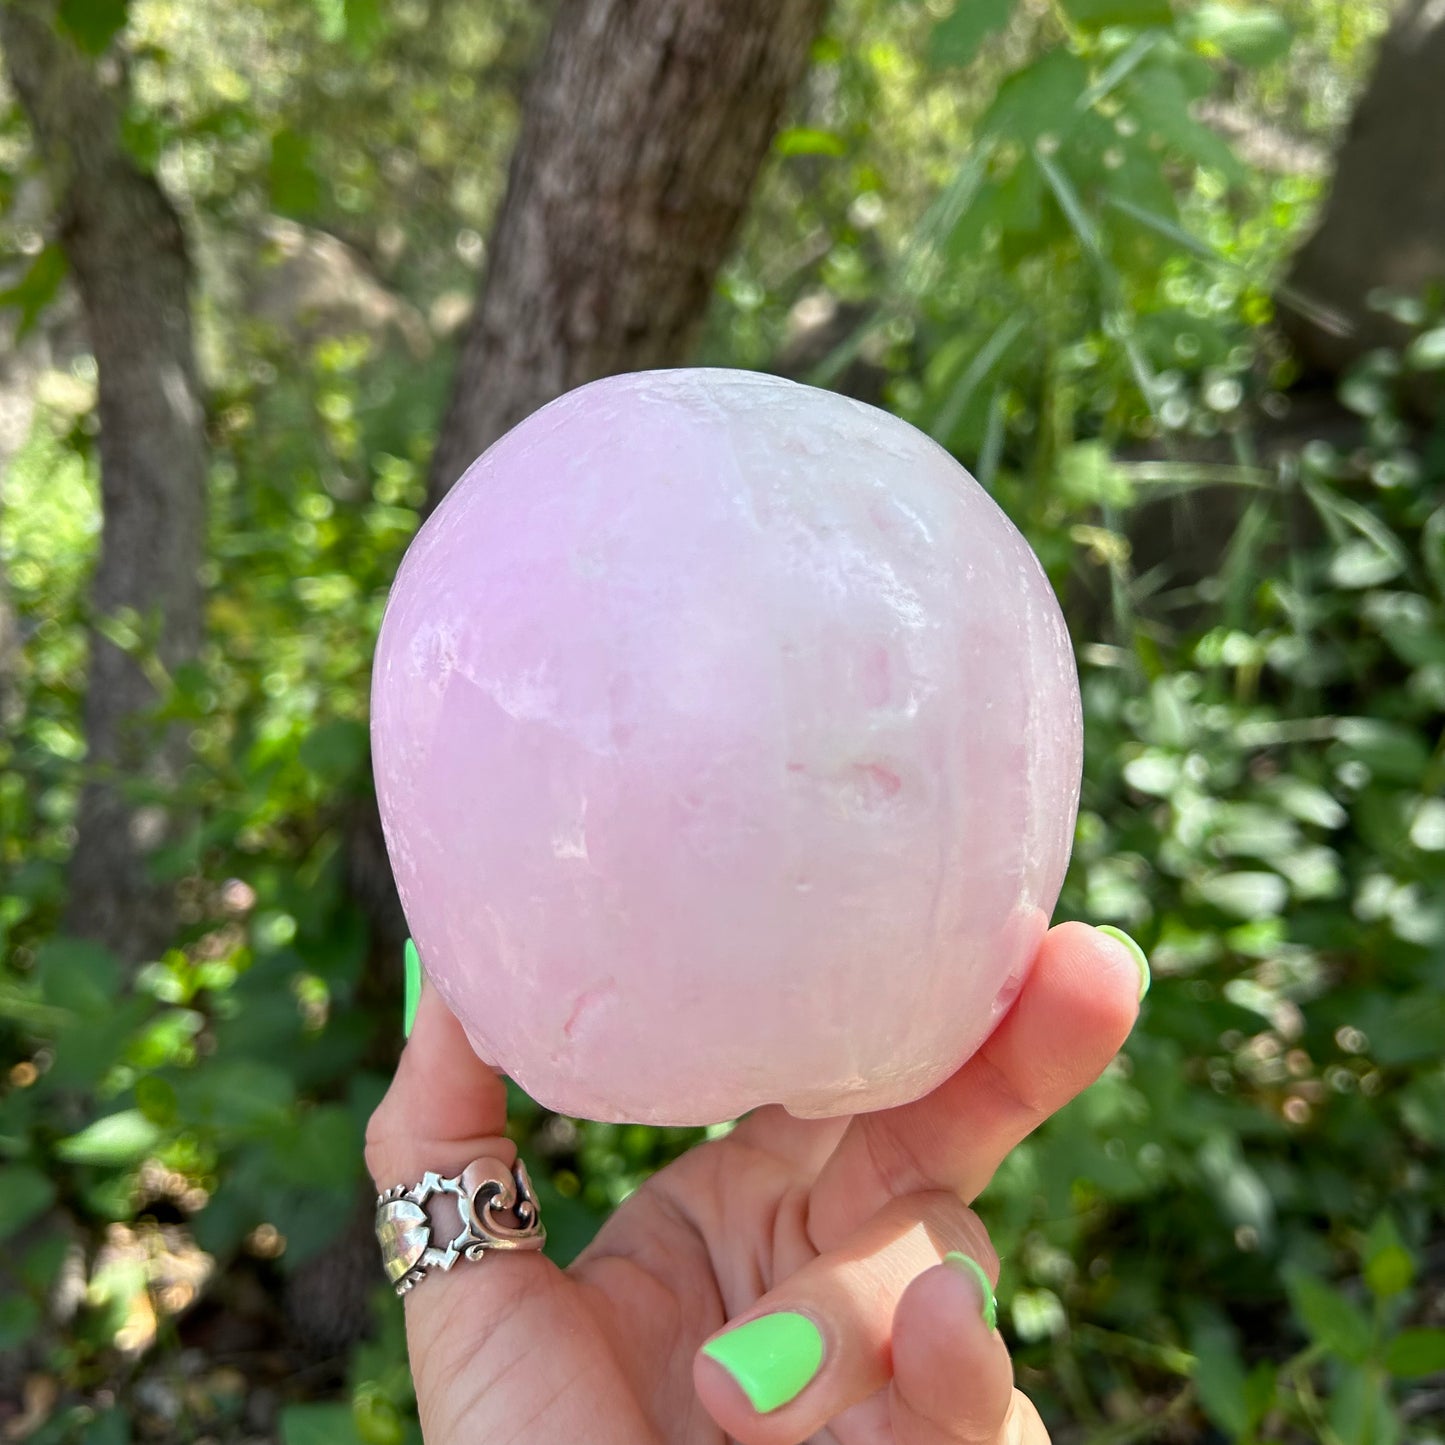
1097,925,1150,1001
944,1252,998,1332
700,1311,824,1414
403,938,422,1037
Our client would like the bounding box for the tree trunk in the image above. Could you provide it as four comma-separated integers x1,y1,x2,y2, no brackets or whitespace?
425,0,831,507
1283,0,1445,378
1,4,207,964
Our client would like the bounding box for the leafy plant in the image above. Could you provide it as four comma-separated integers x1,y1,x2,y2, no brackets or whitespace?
2,0,1438,1441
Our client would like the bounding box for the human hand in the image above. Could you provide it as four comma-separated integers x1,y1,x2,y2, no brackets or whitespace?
365,922,1148,1444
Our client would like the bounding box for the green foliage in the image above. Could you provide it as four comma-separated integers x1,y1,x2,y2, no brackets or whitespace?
56,0,130,56
927,0,1012,70
267,128,322,217
0,244,69,339
2,0,1440,1441
1184,3,1294,66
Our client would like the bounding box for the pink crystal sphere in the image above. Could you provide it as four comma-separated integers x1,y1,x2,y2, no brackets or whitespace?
372,369,1081,1125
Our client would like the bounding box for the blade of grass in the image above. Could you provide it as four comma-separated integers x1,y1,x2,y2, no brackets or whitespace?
1117,461,1272,489
929,312,1027,444
977,382,1008,488
1301,475,1413,576
1036,146,1162,423
1078,31,1161,111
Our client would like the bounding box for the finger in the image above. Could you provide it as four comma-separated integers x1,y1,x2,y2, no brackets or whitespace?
999,1391,1052,1444
809,922,1146,1248
729,1104,852,1179
363,971,543,1333
365,974,624,1437
889,1257,1013,1445
364,975,510,1189
693,1191,994,1445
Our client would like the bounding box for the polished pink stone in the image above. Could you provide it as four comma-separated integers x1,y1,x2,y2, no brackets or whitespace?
371,370,1081,1125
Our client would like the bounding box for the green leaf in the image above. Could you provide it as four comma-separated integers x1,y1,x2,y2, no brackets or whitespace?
1332,719,1432,786
270,1105,362,1187
1398,1070,1445,1146
1122,749,1181,796
21,1234,70,1294
54,1109,161,1167
1364,1216,1415,1299
1284,1268,1374,1363
43,1001,152,1093
0,1294,40,1351
35,937,122,1015
774,127,848,159
342,0,386,53
1062,0,1172,29
172,1058,295,1131
1184,2,1292,66
82,1410,131,1445
1384,1329,1445,1379
949,150,1048,254
1361,993,1445,1067
269,129,322,217
928,0,1014,69
1196,870,1288,918
56,0,130,54
0,244,70,340
1405,327,1445,371
353,1394,405,1445
1121,64,1244,179
1190,1319,1250,1434
1269,777,1347,831
1330,538,1405,589
1365,1246,1414,1300
1198,1134,1275,1245
0,1165,56,1241
982,49,1090,145
120,108,167,173
298,719,369,784
281,1404,363,1445
1329,1364,1399,1445
1243,1362,1278,1427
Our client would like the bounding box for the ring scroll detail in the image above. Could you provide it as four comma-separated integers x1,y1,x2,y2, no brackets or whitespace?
376,1155,546,1295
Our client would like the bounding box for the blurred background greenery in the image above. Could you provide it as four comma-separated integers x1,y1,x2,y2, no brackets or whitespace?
2,0,1443,1441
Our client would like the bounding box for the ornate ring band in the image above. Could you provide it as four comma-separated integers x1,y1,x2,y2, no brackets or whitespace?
375,1155,546,1295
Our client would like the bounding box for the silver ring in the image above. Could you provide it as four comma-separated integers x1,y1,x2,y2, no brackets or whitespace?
375,1155,546,1295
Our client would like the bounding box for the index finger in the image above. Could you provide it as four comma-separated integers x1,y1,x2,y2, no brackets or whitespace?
806,922,1146,1250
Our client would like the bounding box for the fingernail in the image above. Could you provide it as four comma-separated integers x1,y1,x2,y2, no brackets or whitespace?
700,1311,824,1414
1096,925,1150,1001
403,938,422,1037
944,1252,998,1332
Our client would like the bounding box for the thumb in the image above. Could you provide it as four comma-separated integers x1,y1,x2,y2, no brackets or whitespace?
366,949,659,1445
364,960,554,1405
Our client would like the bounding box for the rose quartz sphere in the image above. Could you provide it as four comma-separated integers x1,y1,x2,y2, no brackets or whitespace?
372,369,1081,1126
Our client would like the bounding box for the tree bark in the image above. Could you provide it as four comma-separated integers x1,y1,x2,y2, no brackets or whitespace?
1,3,207,964
1282,0,1445,377
425,0,831,507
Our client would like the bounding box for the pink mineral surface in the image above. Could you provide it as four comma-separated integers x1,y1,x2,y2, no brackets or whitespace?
371,369,1082,1125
